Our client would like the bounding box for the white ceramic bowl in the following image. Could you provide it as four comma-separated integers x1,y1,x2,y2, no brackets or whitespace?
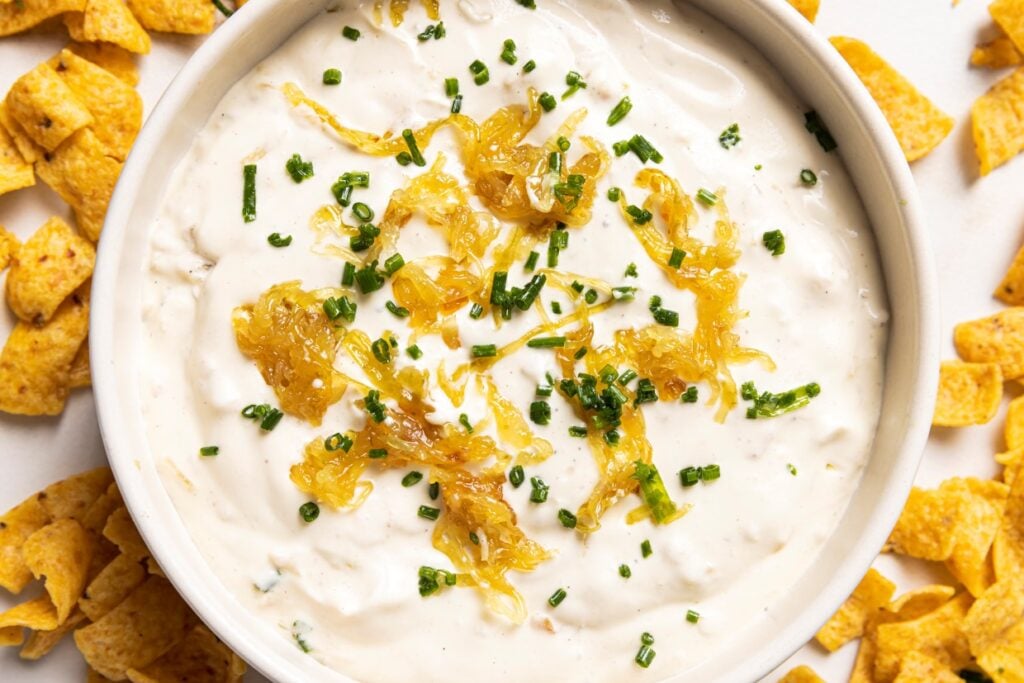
91,1,939,681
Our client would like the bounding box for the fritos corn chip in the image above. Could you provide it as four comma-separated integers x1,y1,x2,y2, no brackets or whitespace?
990,0,1024,54
48,48,142,161
126,624,246,683
0,122,34,197
786,0,818,23
74,575,194,680
35,128,122,242
999,448,1022,487
102,507,149,561
0,494,50,594
20,608,88,660
885,487,963,561
976,618,1024,682
996,244,1024,306
0,100,43,163
0,285,90,416
972,67,1024,176
954,307,1024,379
0,596,59,635
993,470,1024,583
5,216,96,325
874,591,974,682
892,650,963,682
69,339,91,389
830,36,954,162
23,519,94,623
64,0,151,55
0,0,86,37
39,467,114,523
79,553,147,621
777,664,825,683
5,63,94,152
963,579,1024,656
0,225,20,271
933,360,1003,427
81,482,122,534
815,567,896,652
972,35,1023,69
124,0,215,35
68,42,139,86
943,478,1009,597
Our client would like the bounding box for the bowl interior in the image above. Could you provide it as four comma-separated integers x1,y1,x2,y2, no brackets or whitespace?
91,1,938,681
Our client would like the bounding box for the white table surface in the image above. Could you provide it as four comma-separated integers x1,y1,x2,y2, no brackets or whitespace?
2,1,1022,681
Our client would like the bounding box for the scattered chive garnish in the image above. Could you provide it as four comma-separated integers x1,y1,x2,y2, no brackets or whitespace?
681,386,698,403
242,164,257,223
199,446,219,457
406,344,423,360
384,253,406,275
548,588,567,607
539,92,557,112
342,25,360,40
299,502,320,523
696,188,718,206
523,59,537,73
418,505,440,521
804,110,837,151
386,301,410,318
529,476,549,503
668,247,685,268
267,233,292,248
525,251,540,271
619,564,631,578
633,461,681,524
529,401,551,426
558,509,578,529
509,465,525,488
451,94,463,114
459,413,474,433
762,230,786,256
641,539,653,558
607,96,633,126
741,380,820,419
285,153,314,182
719,123,741,149
527,336,567,349
322,68,342,85
402,471,423,487
471,344,498,358
635,645,656,668
800,169,818,186
686,609,701,624
401,129,426,167
445,77,459,98
500,38,518,65
324,433,353,452
469,59,490,85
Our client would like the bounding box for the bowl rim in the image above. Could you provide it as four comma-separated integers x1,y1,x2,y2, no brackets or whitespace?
90,1,939,681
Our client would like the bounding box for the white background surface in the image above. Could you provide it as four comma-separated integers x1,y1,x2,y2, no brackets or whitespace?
1,1,1022,681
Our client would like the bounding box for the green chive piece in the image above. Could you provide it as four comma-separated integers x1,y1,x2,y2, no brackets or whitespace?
702,464,721,481
472,344,498,358
607,96,633,126
299,502,320,523
242,164,257,223
371,338,392,364
445,77,459,97
551,301,562,315
681,386,698,403
562,70,588,99
341,262,356,287
628,134,663,163
539,92,557,112
607,187,621,202
527,336,567,349
568,425,588,438
469,59,490,85
633,461,681,524
680,466,700,487
613,140,631,156
574,347,588,360
525,251,540,272
523,59,537,73
500,38,518,65
459,413,474,433
548,588,567,607
763,230,786,256
530,401,551,426
402,129,426,167
386,301,410,318
322,68,342,85
352,202,374,222
788,463,798,476
354,261,386,294
558,509,577,529
619,564,631,578
367,448,388,459
402,471,423,487
509,465,525,488
324,433,353,452
635,645,656,668
719,123,741,149
212,0,233,17
418,505,440,521
800,169,818,186
396,151,413,166
641,539,653,558
804,110,837,151
267,233,292,248
653,308,679,327
514,0,537,8
428,482,440,500
451,94,463,114
363,390,387,423
529,476,549,503
624,263,638,278
406,344,423,360
618,369,638,386
384,253,406,275
626,205,653,225
641,632,655,646
469,303,484,319
686,609,701,624
696,188,718,206
741,380,820,419
342,26,360,40
668,247,685,268
323,296,357,323
199,446,219,457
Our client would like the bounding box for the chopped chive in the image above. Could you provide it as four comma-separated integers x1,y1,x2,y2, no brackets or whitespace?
530,401,551,426
619,564,631,578
788,463,798,476
342,262,356,287
618,369,638,386
529,476,549,503
418,23,445,41
686,609,701,624
668,248,685,268
363,390,387,423
428,482,440,500
371,338,392,364
536,383,553,398
469,532,480,544
641,632,655,646
323,296,357,323
445,77,459,98
548,588,567,607
681,386,698,403
557,136,571,152
322,68,342,85
352,202,374,222
680,466,700,487
242,164,257,223
525,251,540,271
385,301,410,318
527,336,567,349
459,413,474,433
367,448,388,459
199,446,219,457
509,465,525,488
402,471,423,487
641,539,653,558
653,308,679,327
562,70,587,99
402,129,426,167
762,230,786,256
604,429,621,445
702,464,721,481
558,509,578,529
514,0,537,7
267,233,292,248
451,94,463,114
624,263,638,278
628,134,663,163
384,253,406,275
342,25,360,40
800,169,818,186
719,123,741,149
299,502,320,523
324,433,353,452
607,96,633,126
471,344,498,358
212,0,233,17
469,303,484,319
260,408,284,431
607,187,621,202
418,505,440,521
584,289,598,305
396,151,413,166
613,140,631,156
626,205,653,225
549,151,562,173
500,38,518,65
574,347,588,360
804,110,837,151
696,188,718,206
406,344,423,360
523,59,536,73
539,92,557,112
354,261,386,294
568,425,588,438
755,163,763,171
551,301,562,315
635,645,656,668
469,59,490,85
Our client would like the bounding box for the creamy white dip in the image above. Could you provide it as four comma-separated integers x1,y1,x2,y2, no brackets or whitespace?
140,1,888,681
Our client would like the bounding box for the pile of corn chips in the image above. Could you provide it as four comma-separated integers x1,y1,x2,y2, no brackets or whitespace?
0,467,246,681
0,0,232,417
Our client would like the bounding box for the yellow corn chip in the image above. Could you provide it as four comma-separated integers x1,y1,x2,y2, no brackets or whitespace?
0,100,43,164
996,244,1024,305
69,338,91,389
0,596,59,634
0,226,20,271
0,0,86,36
977,619,1024,683
23,518,94,623
48,48,142,161
1008,396,1024,450
124,0,215,34
963,579,1024,657
972,36,1023,70
786,0,819,23
0,626,25,647
954,308,1024,379
0,122,34,197
81,482,122,534
89,667,115,683
68,42,139,86
35,129,122,242
74,576,194,680
885,487,963,561
944,478,1009,597
0,285,90,416
933,361,1003,427
20,608,87,660
993,470,1024,583
777,664,825,683
830,36,954,162
64,0,150,54
892,651,964,683
102,506,149,561
39,467,114,523
5,63,93,152
972,67,1024,176
0,493,50,593
1000,449,1023,487
126,624,247,683
815,567,896,652
80,553,147,621
5,216,95,325
990,0,1024,54
875,592,974,683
